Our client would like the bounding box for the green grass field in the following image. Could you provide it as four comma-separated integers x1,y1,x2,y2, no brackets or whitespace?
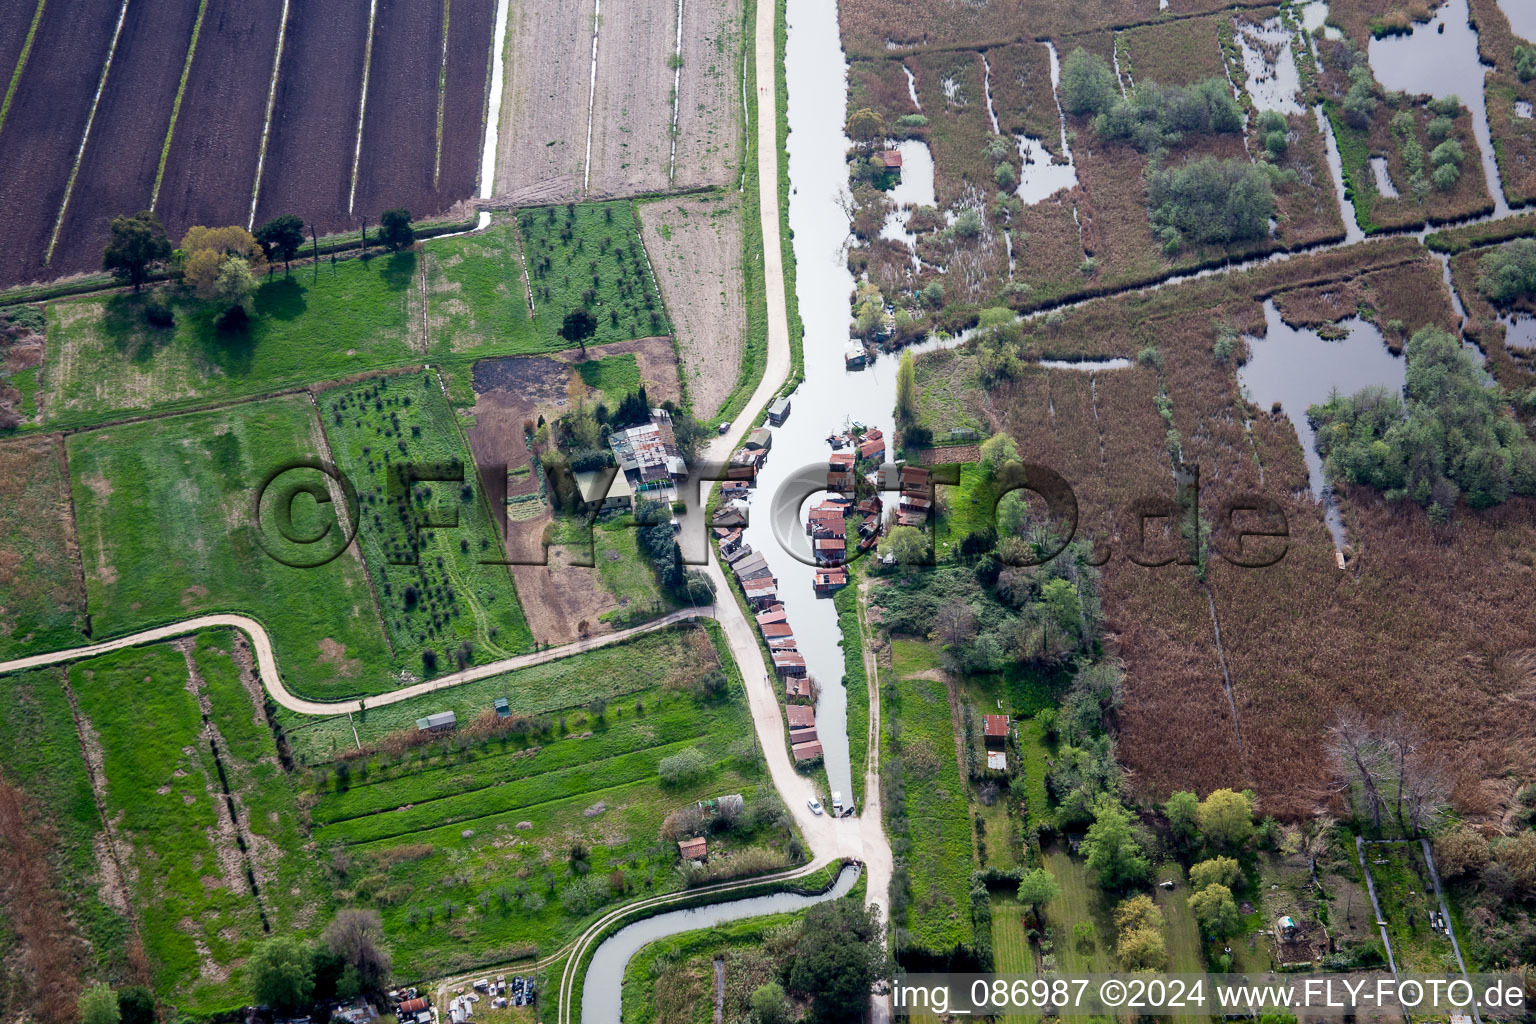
518,202,670,350
302,629,798,979
835,581,868,807
576,353,643,406
276,623,722,762
422,221,540,355
592,516,678,626
1363,841,1458,973
66,394,395,702
65,633,322,1015
317,370,533,671
990,894,1037,974
886,640,974,952
0,434,88,659
43,255,422,428
1040,848,1116,975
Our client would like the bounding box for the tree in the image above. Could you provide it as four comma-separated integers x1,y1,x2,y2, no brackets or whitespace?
1197,789,1253,848
846,107,887,151
896,349,916,425
979,432,1019,476
1061,48,1117,116
102,211,171,290
1189,856,1242,892
180,225,267,305
1114,893,1164,934
78,984,120,1024
1117,927,1168,971
256,214,306,270
379,208,414,251
786,900,889,1017
323,908,392,994
749,982,788,1024
658,747,707,785
559,308,598,359
1083,800,1151,890
213,256,257,318
250,935,315,1013
1189,882,1241,938
1342,66,1377,129
879,524,928,566
115,986,155,1024
1147,157,1276,251
1016,868,1061,920
1165,791,1199,850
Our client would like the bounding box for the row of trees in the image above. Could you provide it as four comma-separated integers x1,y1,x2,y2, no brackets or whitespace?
102,208,418,312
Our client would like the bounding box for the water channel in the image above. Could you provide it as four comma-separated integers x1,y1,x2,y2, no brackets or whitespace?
579,865,861,1022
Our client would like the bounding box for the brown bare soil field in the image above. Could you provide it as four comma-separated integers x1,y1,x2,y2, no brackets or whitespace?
928,239,1536,817
0,4,40,94
157,0,282,242
1119,14,1228,87
492,0,590,204
51,0,201,279
586,0,675,195
439,0,497,200
0,435,88,660
671,0,745,190
465,355,618,642
637,195,746,419
1468,0,1536,205
987,42,1063,149
353,0,445,222
557,336,683,405
0,0,121,289
253,0,370,235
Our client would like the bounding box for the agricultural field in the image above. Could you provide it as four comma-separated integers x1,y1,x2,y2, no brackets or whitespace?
298,626,800,978
0,0,495,289
638,195,748,420
422,220,540,357
317,370,533,673
883,640,975,953
492,0,743,203
0,434,87,659
517,202,671,350
65,393,396,703
0,630,324,1017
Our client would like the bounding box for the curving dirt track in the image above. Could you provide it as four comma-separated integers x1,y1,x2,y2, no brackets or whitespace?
156,0,282,241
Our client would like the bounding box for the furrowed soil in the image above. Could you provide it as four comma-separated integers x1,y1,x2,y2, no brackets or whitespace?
586,0,676,195
254,0,370,235
637,195,746,419
50,0,200,279
0,435,88,660
439,0,496,199
0,2,40,94
156,0,282,242
353,0,444,222
672,0,745,189
0,0,121,289
492,0,590,204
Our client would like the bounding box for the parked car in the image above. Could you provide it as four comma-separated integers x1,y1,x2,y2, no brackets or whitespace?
807,797,823,815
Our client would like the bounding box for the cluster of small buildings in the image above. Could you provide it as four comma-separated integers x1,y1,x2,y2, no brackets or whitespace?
471,975,535,1010
676,794,746,861
894,464,932,528
390,990,431,1024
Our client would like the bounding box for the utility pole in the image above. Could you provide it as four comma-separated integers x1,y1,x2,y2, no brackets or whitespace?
360,216,368,259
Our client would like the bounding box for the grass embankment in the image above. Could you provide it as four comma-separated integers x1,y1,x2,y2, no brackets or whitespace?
318,369,533,671
835,578,868,807
517,202,670,350
300,625,802,980
66,393,395,702
885,640,974,952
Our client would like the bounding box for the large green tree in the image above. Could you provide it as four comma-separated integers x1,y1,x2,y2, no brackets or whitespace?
1083,799,1151,890
787,900,889,1020
102,210,171,290
1017,867,1061,920
1061,48,1117,116
379,208,414,251
1197,789,1253,849
256,214,306,270
250,935,315,1013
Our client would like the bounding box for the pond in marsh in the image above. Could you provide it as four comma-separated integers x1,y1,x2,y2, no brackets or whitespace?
1370,156,1400,198
1238,299,1406,546
1238,16,1304,115
1367,0,1509,215
878,138,936,266
1500,312,1536,350
1015,42,1078,205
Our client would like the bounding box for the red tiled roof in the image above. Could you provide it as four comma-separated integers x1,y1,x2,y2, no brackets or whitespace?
829,453,855,468
983,714,1010,737
878,150,902,168
792,740,824,761
678,837,707,859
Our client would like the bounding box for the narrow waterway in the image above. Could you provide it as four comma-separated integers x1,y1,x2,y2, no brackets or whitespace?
579,865,860,1023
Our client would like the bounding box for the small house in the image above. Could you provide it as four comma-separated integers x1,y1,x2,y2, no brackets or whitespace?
1276,916,1298,941
858,437,885,462
814,537,846,564
901,465,932,495
877,149,903,172
715,528,744,556
786,704,816,730
574,469,633,511
731,551,773,582
416,710,457,733
771,649,807,676
756,603,788,626
745,427,773,451
785,676,812,700
768,397,792,426
761,622,794,640
399,1000,429,1016
986,750,1007,770
678,836,708,862
741,578,779,609
845,343,868,369
494,697,511,718
791,739,823,762
813,568,848,593
983,715,1010,747
766,634,799,652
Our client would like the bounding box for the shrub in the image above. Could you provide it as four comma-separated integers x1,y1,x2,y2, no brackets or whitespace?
952,209,983,239
1190,855,1242,892
1148,157,1276,248
1095,78,1243,152
1431,138,1464,168
657,747,707,785
1343,66,1377,129
1190,883,1241,937
1518,45,1536,82
1117,927,1167,971
1477,237,1536,302
1434,826,1490,878
1061,48,1117,116
558,873,611,915
994,163,1017,189
1433,161,1461,190
1427,115,1454,141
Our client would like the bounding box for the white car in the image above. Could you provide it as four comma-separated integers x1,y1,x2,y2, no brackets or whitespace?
807,798,823,815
